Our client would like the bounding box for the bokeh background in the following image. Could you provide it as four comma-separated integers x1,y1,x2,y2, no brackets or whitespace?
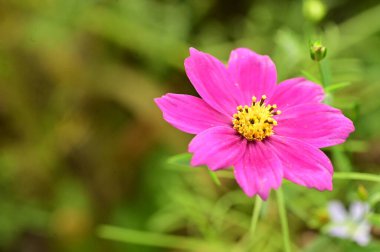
1,0,380,251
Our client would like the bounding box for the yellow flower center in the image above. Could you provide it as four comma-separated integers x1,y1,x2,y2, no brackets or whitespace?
232,95,281,141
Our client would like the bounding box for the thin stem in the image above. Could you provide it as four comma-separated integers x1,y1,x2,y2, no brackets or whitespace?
167,167,380,184
233,196,263,252
250,196,263,236
207,168,222,186
98,225,208,250
334,172,380,183
318,61,327,87
276,188,291,252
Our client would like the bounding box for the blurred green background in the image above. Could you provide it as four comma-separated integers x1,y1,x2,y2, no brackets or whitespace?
1,0,380,251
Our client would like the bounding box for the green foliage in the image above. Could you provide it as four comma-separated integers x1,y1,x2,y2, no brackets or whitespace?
0,0,380,251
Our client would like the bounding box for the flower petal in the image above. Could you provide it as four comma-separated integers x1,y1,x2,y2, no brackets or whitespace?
234,142,283,200
328,225,350,239
228,48,277,105
353,221,371,246
269,77,324,109
328,201,348,223
350,201,369,222
155,93,230,134
184,48,242,116
268,135,333,191
275,103,355,148
189,126,246,170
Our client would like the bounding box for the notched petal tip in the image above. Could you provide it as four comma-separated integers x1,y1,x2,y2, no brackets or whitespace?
227,48,277,105
184,48,202,68
184,47,244,116
347,119,355,133
189,47,198,54
275,103,355,148
229,47,268,57
229,48,273,65
154,94,177,110
153,95,167,110
321,179,333,191
270,78,326,110
258,191,271,201
230,47,256,57
240,185,273,201
234,142,283,201
153,95,164,104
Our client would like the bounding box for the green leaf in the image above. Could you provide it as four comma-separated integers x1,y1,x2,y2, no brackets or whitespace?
207,169,221,187
325,82,351,93
97,225,214,250
167,153,192,167
167,153,222,186
300,70,320,83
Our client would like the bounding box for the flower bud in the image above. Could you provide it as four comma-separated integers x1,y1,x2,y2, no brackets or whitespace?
310,41,327,61
358,184,369,201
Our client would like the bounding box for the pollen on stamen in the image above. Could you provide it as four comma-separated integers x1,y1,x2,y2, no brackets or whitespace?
232,95,280,141
269,104,277,112
259,95,267,106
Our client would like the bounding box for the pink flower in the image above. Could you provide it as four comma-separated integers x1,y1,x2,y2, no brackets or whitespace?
155,48,354,200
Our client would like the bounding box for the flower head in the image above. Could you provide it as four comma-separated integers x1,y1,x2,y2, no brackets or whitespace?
310,41,327,61
155,48,354,200
327,201,371,246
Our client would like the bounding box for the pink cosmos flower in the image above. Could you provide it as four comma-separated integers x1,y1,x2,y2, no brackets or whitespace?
155,48,354,200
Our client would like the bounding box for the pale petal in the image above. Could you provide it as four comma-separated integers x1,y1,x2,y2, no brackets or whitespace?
184,48,243,116
328,201,348,223
155,94,230,134
268,136,333,191
328,225,350,239
228,48,277,105
269,77,324,109
353,221,371,246
189,126,246,171
275,103,355,148
234,142,283,200
350,201,369,222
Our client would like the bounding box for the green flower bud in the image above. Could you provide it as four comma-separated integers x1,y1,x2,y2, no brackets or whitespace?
310,41,327,62
358,184,369,201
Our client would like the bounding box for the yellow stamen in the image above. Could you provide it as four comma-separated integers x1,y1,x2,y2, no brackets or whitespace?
232,95,281,141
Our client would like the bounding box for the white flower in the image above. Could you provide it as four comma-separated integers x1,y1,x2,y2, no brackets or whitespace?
326,200,371,246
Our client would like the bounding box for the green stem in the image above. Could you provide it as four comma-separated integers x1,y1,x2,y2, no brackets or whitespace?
250,196,263,237
98,225,208,250
334,172,380,183
318,62,326,87
234,196,263,252
276,188,292,252
315,51,332,88
168,167,380,184
207,168,222,186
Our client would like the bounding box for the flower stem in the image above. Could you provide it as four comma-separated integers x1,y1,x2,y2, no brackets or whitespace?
334,172,380,183
276,188,292,252
250,196,263,237
318,61,327,87
207,168,222,186
98,225,208,250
